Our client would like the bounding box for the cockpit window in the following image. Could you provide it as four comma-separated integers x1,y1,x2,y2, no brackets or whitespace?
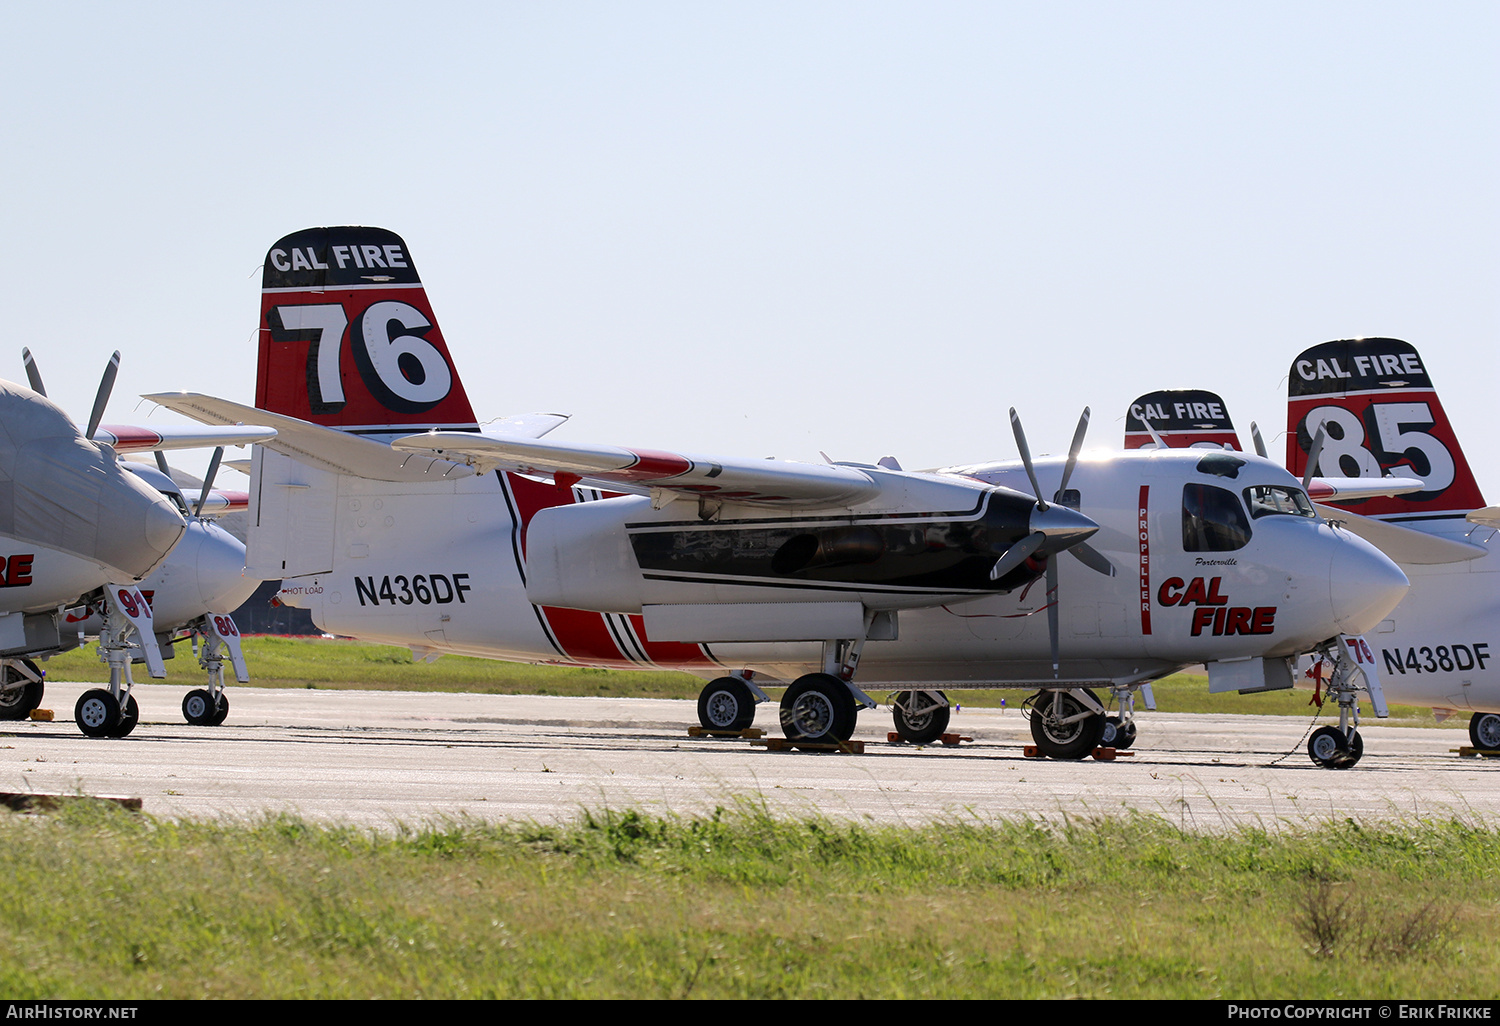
1242,485,1316,520
1182,483,1251,552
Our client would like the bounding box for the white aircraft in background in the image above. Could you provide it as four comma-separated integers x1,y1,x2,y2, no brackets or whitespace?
1285,338,1500,758
0,352,270,736
149,226,1407,763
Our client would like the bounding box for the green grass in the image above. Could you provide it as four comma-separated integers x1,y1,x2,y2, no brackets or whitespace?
2,802,1495,999
37,637,1453,725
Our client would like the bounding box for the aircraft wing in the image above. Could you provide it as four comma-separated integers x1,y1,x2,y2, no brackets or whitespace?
1315,503,1489,564
391,431,882,508
1307,477,1424,502
94,424,276,453
144,392,479,483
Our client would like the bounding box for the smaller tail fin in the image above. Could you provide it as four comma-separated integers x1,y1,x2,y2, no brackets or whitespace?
1124,389,1240,449
1286,338,1485,519
256,227,478,434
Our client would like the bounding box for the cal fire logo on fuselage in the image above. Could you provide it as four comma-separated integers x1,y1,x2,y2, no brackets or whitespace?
1156,575,1276,637
0,554,33,588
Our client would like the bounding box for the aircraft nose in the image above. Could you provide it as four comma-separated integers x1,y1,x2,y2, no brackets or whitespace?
94,471,186,580
1030,503,1099,546
1329,532,1409,635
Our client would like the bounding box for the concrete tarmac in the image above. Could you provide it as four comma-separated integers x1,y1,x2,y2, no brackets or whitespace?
3,681,1496,830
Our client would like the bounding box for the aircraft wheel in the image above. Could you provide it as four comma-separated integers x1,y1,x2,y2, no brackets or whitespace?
1100,714,1136,749
0,662,44,721
892,690,949,744
697,677,755,731
1308,726,1361,769
1469,712,1500,751
1028,689,1104,760
210,693,229,726
780,673,857,743
75,689,120,739
108,695,140,738
183,689,215,725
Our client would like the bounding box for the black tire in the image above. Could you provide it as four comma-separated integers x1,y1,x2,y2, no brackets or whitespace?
1028,689,1105,760
1308,725,1361,769
183,689,215,725
108,695,140,738
779,673,857,742
697,677,756,731
1470,712,1500,751
892,690,950,744
75,689,120,738
210,693,229,726
1100,714,1137,749
0,661,44,721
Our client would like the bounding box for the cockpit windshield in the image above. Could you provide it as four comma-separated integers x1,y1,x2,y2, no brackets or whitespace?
1242,485,1316,520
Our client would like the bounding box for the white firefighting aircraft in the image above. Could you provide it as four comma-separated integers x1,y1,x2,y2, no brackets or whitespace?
0,352,271,736
147,227,1409,761
1124,348,1497,768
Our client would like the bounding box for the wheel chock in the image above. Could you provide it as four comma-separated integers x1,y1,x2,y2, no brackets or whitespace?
28,709,53,722
885,731,973,746
753,737,865,754
1455,746,1500,759
1091,747,1134,761
688,726,765,739
1023,745,1041,758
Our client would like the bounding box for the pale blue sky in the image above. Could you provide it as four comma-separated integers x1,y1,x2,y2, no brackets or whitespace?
2,3,1495,490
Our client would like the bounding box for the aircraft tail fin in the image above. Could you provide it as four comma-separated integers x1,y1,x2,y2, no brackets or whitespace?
1124,389,1240,449
1286,338,1485,519
256,227,479,434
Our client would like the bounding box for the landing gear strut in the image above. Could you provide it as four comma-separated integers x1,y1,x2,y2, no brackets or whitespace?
776,618,880,743
180,614,246,726
77,585,164,738
1304,636,1383,768
1026,687,1106,759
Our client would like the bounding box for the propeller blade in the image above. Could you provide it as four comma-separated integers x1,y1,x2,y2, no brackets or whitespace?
84,351,121,441
1046,561,1060,678
1301,424,1327,491
1250,421,1268,459
1009,408,1048,511
989,531,1046,581
1069,541,1116,577
1056,407,1091,499
195,447,225,517
20,348,46,397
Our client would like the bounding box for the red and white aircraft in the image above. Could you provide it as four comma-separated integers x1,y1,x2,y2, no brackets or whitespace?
1286,339,1500,757
0,352,271,736
149,227,1409,761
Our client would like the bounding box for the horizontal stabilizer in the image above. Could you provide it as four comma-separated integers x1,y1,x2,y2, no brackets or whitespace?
487,413,570,439
1315,503,1489,564
1307,476,1425,502
391,431,882,508
144,392,478,483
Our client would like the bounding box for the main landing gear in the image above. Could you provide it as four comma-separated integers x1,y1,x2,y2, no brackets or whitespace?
1025,687,1108,759
891,690,950,744
0,659,45,721
1469,712,1500,752
696,673,763,732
